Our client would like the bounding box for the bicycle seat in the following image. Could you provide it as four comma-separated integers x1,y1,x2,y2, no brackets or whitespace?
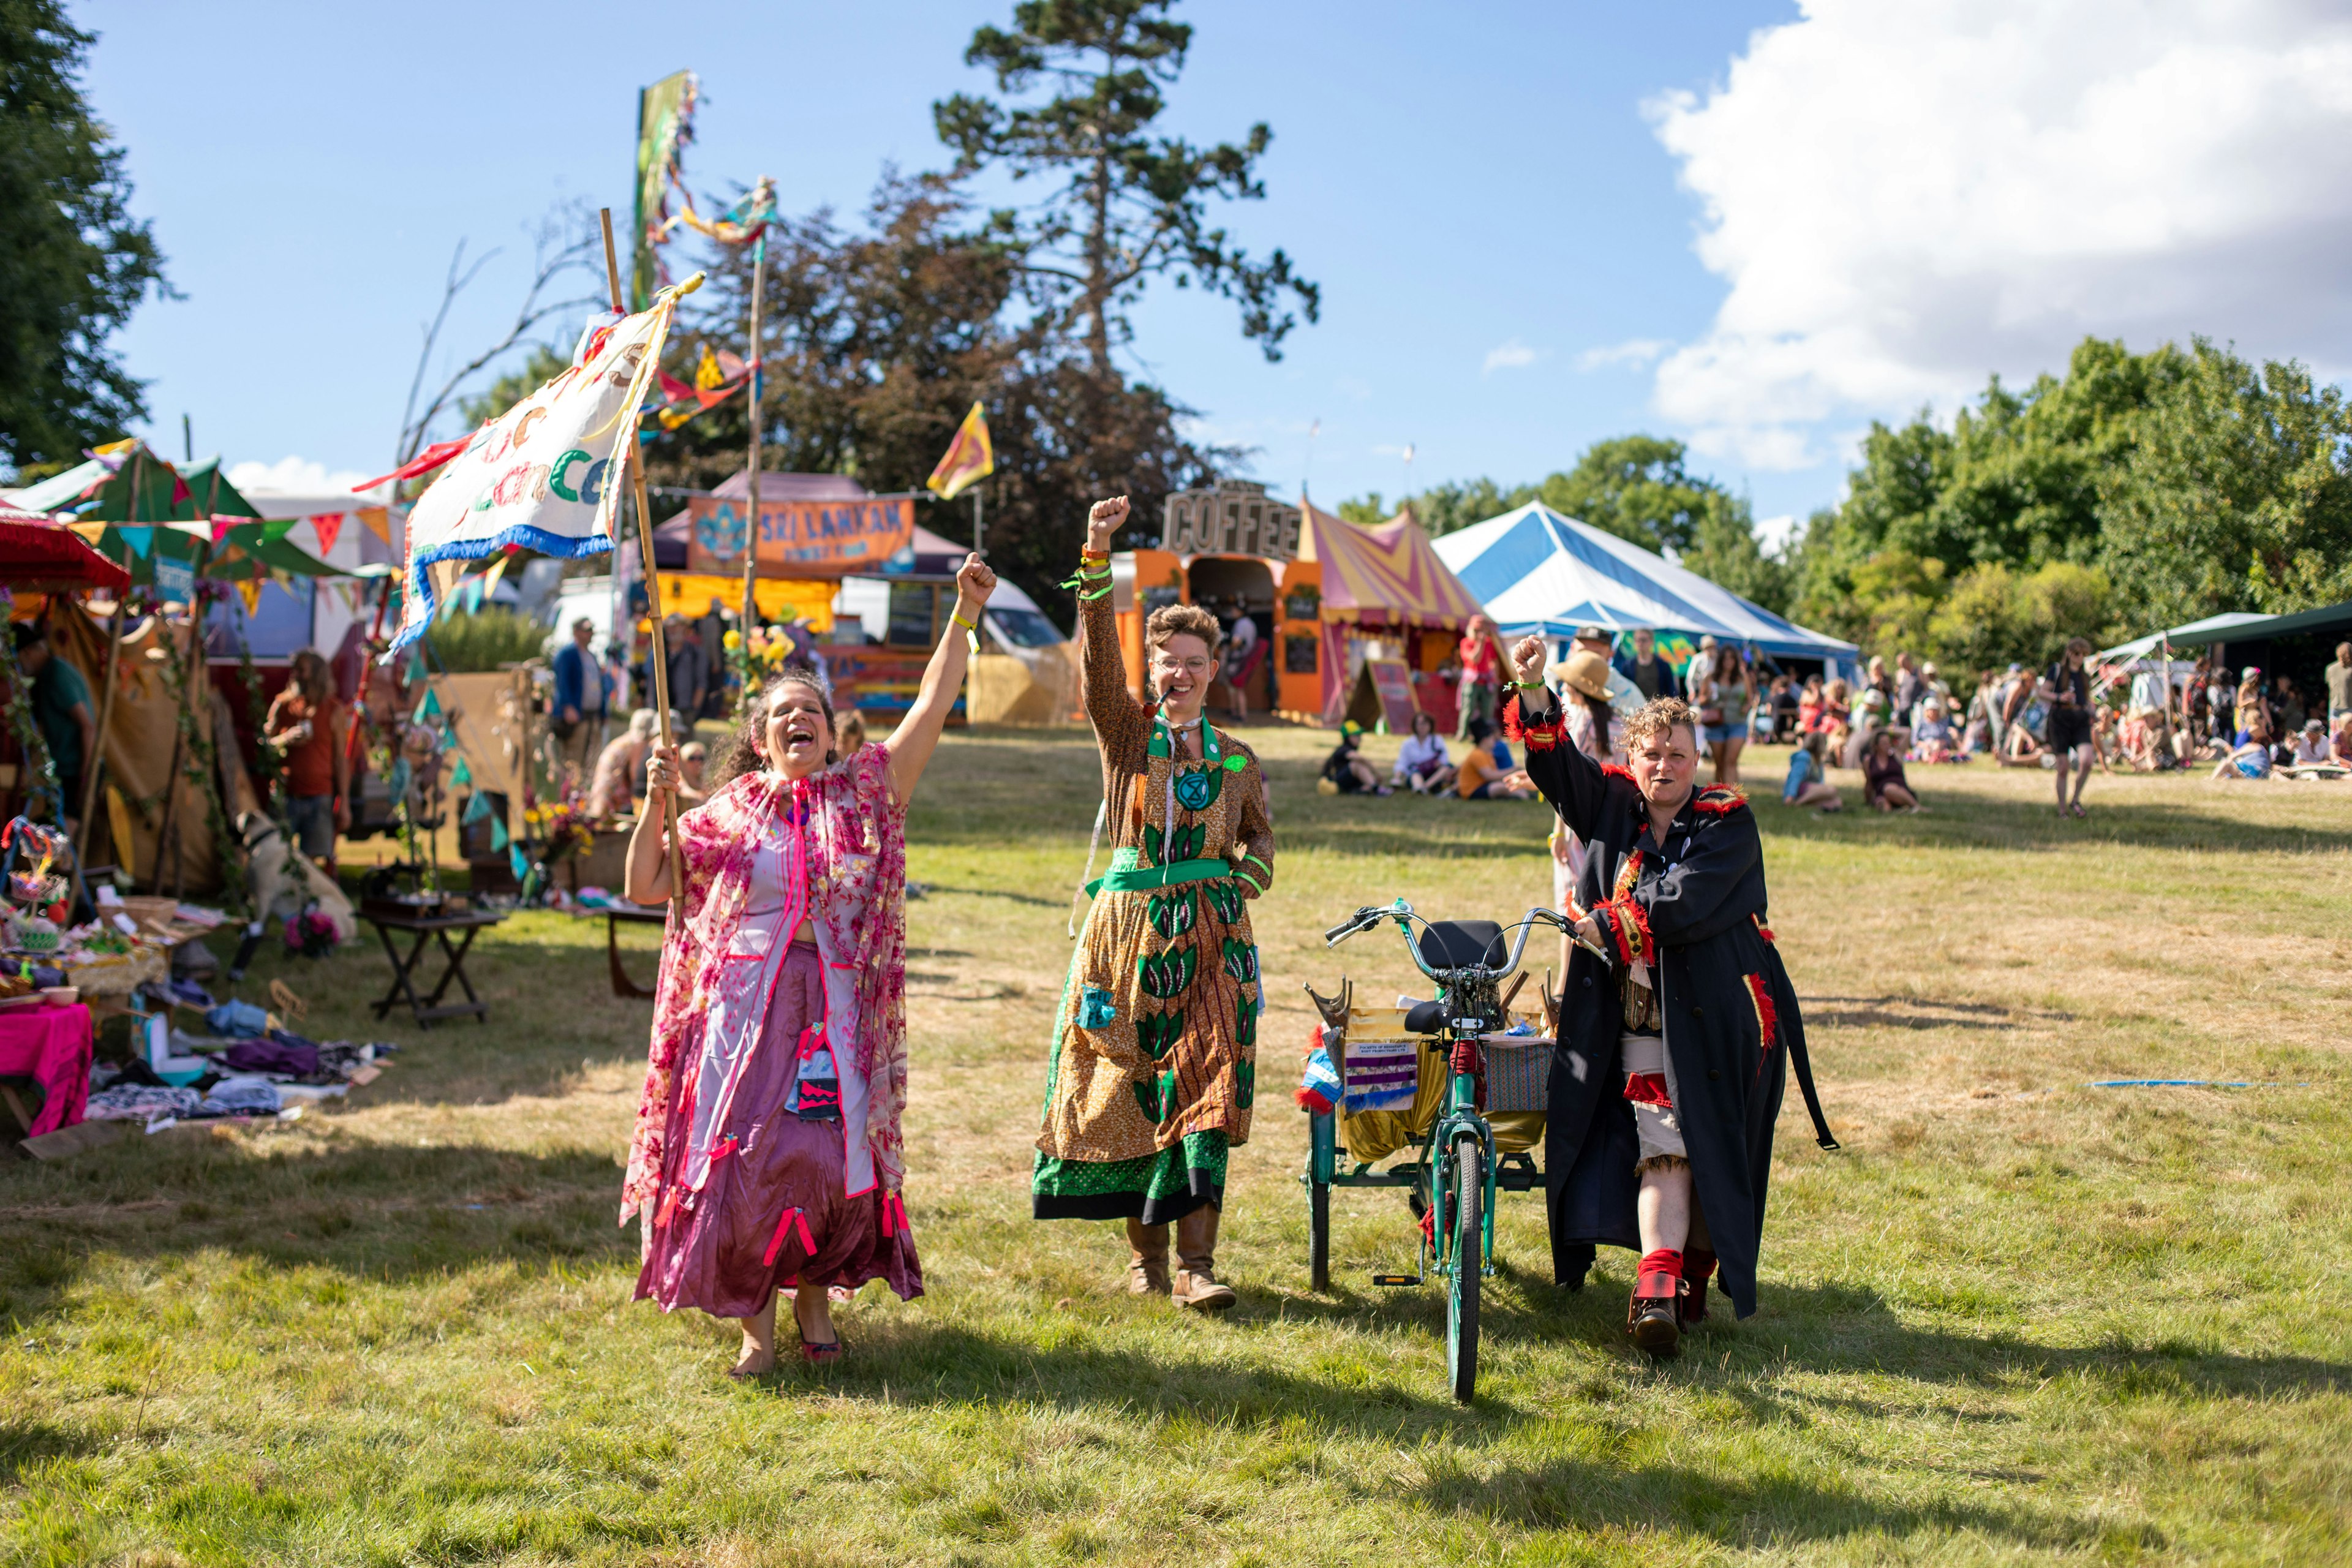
1404,998,1449,1035
1417,919,1506,971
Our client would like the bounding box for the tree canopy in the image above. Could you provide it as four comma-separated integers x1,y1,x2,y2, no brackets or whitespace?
933,0,1318,376
0,0,168,475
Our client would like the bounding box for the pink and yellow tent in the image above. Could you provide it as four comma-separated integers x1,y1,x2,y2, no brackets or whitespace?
1295,502,1484,722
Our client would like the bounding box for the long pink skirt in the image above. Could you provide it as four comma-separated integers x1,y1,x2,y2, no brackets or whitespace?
635,943,922,1319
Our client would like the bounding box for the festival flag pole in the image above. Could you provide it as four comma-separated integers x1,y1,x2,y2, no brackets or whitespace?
76,447,134,865
736,214,766,714
600,206,685,916
152,538,213,895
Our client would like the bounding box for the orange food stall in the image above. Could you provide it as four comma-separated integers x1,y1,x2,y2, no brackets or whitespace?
1107,495,1483,728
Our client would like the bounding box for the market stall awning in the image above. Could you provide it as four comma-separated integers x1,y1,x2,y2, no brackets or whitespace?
0,508,130,595
2097,611,2275,662
1431,501,1858,661
1297,502,1483,627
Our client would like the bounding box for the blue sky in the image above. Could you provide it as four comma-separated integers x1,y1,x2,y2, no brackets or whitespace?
78,2,2352,541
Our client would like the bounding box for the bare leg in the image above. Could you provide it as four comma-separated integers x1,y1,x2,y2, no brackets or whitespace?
1721,736,1744,788
793,1284,837,1349
2070,745,2092,807
1636,1160,1693,1254
2053,751,2071,809
732,1294,778,1378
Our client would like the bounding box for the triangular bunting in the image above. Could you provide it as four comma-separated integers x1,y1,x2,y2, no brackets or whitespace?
491,815,510,851
310,513,344,556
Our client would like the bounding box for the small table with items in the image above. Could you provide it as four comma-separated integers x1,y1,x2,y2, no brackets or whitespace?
0,999,93,1138
603,902,669,998
362,907,508,1028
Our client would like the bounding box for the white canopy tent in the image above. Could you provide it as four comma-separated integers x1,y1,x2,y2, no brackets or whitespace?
1430,502,1859,669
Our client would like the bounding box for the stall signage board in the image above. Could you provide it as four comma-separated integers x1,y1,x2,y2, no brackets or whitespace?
1366,656,1419,733
686,496,914,576
153,556,195,605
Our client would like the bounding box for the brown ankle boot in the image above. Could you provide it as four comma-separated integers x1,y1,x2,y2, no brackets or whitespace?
1172,1205,1237,1312
1126,1217,1170,1295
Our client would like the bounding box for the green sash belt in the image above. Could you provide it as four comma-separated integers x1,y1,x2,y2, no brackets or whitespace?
1085,856,1233,897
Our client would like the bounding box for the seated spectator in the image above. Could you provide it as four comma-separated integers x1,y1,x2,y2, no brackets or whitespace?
675,741,710,806
1763,673,1798,741
2214,728,2275,780
1796,673,1825,736
1455,717,1536,800
1910,699,1958,763
1998,710,2049,767
1392,711,1454,793
1962,669,2000,756
587,709,660,818
1781,730,1842,812
2293,718,2331,766
2333,712,2352,766
1321,722,1390,794
1863,729,1923,812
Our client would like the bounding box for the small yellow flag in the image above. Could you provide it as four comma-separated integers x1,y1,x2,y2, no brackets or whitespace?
925,401,994,501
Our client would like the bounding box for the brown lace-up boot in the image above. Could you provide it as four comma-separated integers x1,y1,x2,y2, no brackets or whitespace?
1172,1205,1237,1311
1126,1218,1170,1295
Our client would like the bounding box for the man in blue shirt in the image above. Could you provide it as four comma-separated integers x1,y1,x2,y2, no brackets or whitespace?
551,616,608,786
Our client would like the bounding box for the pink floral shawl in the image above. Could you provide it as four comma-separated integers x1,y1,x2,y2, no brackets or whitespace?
619,742,909,1226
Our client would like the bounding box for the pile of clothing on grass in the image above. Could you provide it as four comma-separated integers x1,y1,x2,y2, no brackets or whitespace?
81,973,399,1131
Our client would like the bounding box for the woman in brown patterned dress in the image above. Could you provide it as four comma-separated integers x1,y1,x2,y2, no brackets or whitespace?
1033,496,1275,1310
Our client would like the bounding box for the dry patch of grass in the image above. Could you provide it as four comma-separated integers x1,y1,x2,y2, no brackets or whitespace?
3,726,2349,1564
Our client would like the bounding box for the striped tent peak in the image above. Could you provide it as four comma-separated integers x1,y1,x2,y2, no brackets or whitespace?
1298,501,1482,625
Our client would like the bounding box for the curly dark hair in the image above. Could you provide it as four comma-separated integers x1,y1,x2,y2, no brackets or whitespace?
710,663,835,791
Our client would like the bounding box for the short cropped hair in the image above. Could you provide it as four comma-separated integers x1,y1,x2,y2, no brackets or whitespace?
1145,602,1224,657
1621,696,1698,752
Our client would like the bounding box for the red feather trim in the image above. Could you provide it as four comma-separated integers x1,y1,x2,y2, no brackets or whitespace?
1690,785,1749,816
1601,762,1636,785
1620,895,1654,965
1294,1086,1336,1115
1753,913,1776,944
1623,1071,1672,1107
1746,970,1777,1052
1502,693,1564,750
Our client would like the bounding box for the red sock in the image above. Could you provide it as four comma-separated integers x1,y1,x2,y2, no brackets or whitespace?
1639,1247,1683,1281
1686,1248,1717,1284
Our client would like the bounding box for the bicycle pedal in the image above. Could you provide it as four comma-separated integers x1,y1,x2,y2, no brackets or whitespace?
1371,1273,1423,1287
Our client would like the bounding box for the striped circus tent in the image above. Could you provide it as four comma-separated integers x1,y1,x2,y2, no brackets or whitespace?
1296,501,1484,718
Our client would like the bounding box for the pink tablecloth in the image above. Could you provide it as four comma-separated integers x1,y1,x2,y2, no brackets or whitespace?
0,1001,92,1137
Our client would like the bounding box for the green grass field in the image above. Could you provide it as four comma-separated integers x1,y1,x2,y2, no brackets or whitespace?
4,723,2349,1566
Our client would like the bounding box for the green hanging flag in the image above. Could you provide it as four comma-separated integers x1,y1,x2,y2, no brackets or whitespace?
451,754,473,789
412,687,443,724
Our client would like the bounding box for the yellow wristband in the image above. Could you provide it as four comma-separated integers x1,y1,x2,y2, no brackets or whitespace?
950,609,978,633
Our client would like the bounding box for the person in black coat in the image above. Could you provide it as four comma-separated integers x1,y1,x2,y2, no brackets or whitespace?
1501,633,1836,1356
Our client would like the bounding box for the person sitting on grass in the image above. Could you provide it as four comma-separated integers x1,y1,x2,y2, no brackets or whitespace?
621,552,997,1376
1321,723,1390,794
1796,673,1825,736
1392,711,1455,793
1781,730,1842,812
1863,729,1923,812
1455,717,1537,800
2214,714,2276,780
2333,713,2352,766
1909,699,1957,763
1501,636,1837,1358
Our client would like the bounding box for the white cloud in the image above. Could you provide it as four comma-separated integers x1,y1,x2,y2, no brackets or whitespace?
1481,339,1543,375
227,455,376,494
1576,338,1670,372
1647,0,2352,470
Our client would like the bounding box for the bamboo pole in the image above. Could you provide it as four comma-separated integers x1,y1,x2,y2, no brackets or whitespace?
151,542,212,894
736,222,766,715
76,446,138,864
599,207,684,916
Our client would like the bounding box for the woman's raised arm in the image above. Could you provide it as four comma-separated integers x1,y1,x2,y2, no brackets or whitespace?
887,553,997,805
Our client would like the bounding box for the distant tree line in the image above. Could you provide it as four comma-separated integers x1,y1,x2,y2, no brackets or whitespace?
1346,336,2352,671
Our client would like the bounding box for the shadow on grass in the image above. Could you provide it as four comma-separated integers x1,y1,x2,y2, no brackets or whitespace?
0,1139,636,1325
1798,993,2077,1031
1757,791,2352,856
0,1420,102,1487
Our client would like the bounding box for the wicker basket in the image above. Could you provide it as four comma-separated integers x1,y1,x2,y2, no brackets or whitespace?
1482,1035,1555,1114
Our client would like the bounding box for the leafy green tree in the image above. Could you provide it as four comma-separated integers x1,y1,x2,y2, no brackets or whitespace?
2099,339,2352,624
0,0,168,473
933,0,1319,375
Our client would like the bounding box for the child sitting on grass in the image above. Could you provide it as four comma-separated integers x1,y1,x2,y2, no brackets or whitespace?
1781,730,1842,812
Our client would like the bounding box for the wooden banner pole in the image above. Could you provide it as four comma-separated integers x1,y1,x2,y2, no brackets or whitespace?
736,219,766,715
600,207,684,916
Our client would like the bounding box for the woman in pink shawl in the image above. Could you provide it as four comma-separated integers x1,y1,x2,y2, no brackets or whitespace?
620,554,995,1374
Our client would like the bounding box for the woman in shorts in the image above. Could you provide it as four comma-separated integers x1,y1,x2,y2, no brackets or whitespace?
1687,643,1752,788
2043,637,2096,817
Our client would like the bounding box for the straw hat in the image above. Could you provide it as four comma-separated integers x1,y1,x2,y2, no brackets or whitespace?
1556,649,1615,701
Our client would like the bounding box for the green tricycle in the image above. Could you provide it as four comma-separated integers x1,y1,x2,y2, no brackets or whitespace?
1304,898,1574,1403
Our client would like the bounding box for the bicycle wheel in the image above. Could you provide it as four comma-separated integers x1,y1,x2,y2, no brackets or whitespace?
1446,1135,1482,1404
1308,1174,1330,1292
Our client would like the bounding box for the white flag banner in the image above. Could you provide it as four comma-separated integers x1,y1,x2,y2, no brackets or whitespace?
388,293,679,654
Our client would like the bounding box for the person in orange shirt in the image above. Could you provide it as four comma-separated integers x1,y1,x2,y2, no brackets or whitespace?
263,649,351,870
1455,717,1536,800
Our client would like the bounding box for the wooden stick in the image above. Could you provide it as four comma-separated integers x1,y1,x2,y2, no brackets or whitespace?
77,445,137,864
600,208,684,917
736,221,766,715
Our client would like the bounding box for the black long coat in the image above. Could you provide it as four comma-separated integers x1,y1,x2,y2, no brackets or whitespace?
1518,695,1835,1319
